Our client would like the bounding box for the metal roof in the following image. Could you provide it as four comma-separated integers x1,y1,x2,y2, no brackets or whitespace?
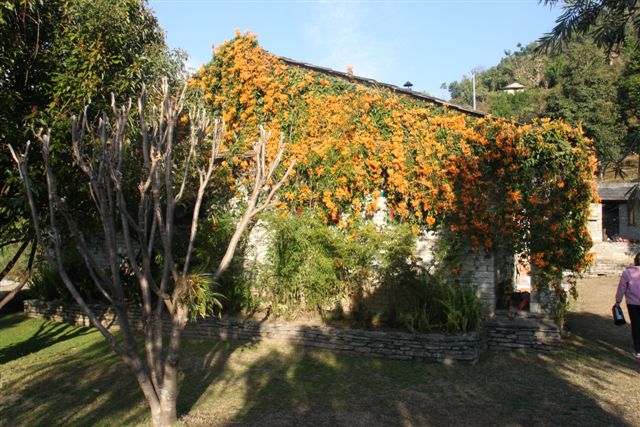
501,82,525,90
598,183,637,201
277,55,488,119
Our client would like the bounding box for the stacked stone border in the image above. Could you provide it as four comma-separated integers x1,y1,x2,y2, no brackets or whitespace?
485,310,561,353
23,299,560,364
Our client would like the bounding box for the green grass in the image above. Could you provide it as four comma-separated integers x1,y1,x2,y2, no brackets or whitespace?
1,277,639,426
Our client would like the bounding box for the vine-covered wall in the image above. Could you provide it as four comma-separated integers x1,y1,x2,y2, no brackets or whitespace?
189,32,597,295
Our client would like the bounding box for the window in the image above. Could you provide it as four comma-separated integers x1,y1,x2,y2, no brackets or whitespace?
628,203,638,226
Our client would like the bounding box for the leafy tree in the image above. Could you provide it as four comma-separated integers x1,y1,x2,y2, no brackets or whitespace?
545,38,625,173
617,41,640,177
486,91,536,120
0,0,183,299
536,1,640,178
447,43,555,113
539,0,640,56
446,37,630,174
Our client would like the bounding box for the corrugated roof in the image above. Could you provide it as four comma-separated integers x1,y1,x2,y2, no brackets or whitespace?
598,183,637,201
277,55,487,118
501,82,525,90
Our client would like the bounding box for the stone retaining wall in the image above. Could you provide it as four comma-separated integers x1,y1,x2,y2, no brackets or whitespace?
484,310,561,354
587,242,639,276
23,299,561,364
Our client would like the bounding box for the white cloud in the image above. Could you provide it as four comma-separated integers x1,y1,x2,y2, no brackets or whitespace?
304,2,397,80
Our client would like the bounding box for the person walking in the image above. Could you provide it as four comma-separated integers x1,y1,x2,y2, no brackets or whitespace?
615,253,640,359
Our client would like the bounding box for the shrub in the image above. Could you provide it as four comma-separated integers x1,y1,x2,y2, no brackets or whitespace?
248,212,481,333
398,274,482,333
29,250,101,302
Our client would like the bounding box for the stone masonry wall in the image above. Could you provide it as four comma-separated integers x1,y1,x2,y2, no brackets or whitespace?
23,299,562,362
484,311,561,354
23,299,483,363
461,251,496,314
588,242,640,276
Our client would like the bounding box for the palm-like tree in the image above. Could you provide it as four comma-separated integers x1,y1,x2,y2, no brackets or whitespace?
538,0,640,56
540,1,640,210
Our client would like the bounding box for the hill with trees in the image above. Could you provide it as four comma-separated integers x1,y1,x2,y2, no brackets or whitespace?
446,36,639,178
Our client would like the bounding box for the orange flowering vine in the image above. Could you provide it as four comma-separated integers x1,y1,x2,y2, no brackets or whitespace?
189,34,598,286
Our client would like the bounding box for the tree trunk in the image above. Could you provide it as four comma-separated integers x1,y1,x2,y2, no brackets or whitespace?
156,303,189,426
157,401,177,427
150,407,164,427
214,212,253,282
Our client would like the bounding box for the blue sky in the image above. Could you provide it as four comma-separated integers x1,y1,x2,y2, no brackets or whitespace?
149,0,561,99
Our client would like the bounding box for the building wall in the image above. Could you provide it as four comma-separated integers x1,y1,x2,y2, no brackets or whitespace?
587,202,640,276
588,242,639,276
617,204,640,240
588,203,603,243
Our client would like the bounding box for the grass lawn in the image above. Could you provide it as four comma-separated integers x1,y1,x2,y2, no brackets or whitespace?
1,277,639,426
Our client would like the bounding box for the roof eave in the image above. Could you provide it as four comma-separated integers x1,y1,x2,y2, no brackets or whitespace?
277,55,488,119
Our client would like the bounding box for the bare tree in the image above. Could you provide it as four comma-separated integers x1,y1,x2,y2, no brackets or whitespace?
9,80,295,427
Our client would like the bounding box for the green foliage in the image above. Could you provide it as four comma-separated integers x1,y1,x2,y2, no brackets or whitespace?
447,36,629,171
538,0,640,56
0,0,184,256
247,212,481,333
29,251,97,302
399,276,481,334
190,209,254,314
393,236,482,334
545,38,625,167
486,91,541,121
618,42,640,160
255,212,419,318
28,247,146,304
180,271,224,321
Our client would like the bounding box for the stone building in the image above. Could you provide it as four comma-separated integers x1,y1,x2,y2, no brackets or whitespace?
587,183,640,276
500,82,525,94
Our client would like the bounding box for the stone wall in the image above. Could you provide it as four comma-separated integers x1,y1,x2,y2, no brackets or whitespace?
23,299,483,363
484,311,561,354
587,242,639,276
617,204,640,240
588,203,603,243
461,251,496,314
587,202,640,276
23,299,562,363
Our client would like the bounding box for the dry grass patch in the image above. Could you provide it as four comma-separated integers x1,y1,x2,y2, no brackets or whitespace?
1,276,638,426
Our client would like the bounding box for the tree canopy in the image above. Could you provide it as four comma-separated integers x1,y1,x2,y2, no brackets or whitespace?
0,0,184,255
538,0,640,56
446,36,634,175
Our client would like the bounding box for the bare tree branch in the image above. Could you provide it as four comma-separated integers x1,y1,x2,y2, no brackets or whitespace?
10,79,292,426
0,239,36,311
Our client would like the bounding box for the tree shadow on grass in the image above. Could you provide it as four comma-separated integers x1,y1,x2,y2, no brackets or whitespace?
217,316,638,427
0,326,152,427
0,319,247,427
177,338,252,418
0,315,93,364
2,309,639,426
0,312,29,329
